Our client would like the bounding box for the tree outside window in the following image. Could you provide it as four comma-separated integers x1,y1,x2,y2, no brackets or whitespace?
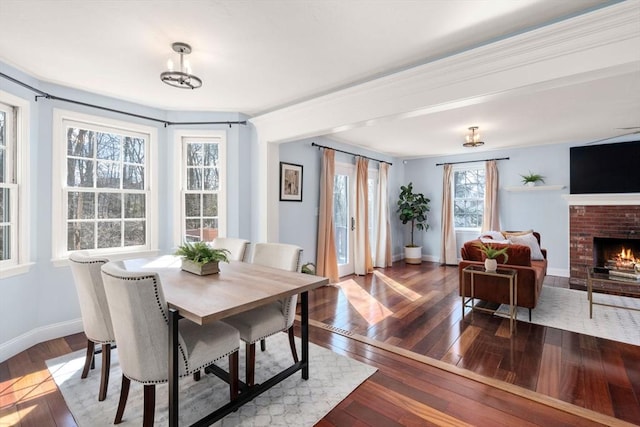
453,167,485,229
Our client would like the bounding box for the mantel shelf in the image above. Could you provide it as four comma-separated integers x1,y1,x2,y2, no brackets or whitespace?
504,185,566,192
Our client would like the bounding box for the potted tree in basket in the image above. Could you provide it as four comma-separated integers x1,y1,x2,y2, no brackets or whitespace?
397,182,430,264
175,241,231,275
476,242,509,272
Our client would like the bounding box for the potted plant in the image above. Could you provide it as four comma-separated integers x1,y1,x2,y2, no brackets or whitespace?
476,242,509,271
174,241,230,275
301,262,316,275
397,182,430,264
520,171,545,187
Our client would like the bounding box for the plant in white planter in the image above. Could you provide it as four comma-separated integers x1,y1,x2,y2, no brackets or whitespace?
174,241,230,275
520,171,545,187
476,242,509,272
397,182,430,264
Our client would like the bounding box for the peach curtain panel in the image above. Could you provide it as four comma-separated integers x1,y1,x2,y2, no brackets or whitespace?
374,163,392,268
482,160,500,232
315,149,339,283
354,157,373,275
440,164,458,265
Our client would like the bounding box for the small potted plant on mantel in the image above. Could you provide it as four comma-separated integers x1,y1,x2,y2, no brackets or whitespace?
397,182,430,264
174,241,230,275
476,242,509,272
520,171,545,187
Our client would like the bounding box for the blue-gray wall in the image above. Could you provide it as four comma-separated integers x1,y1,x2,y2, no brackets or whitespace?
278,137,404,264
0,60,583,361
404,143,572,275
0,61,251,358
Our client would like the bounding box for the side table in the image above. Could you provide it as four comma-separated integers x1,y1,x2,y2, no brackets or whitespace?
587,268,640,318
462,265,518,335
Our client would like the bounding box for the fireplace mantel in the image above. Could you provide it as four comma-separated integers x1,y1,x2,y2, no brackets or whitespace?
563,193,640,206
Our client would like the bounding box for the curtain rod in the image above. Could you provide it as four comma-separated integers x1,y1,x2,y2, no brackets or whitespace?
435,157,509,166
311,142,393,165
0,72,246,128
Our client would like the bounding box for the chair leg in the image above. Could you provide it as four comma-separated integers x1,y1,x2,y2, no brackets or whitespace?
81,340,95,379
529,308,532,322
143,384,156,427
99,343,111,401
114,376,130,424
229,351,239,400
246,342,256,387
260,339,266,351
193,370,201,381
288,327,299,363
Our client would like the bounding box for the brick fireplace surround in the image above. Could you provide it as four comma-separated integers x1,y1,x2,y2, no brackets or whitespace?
569,203,640,288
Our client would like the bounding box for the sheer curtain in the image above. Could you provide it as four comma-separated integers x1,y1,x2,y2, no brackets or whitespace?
316,149,339,283
374,163,392,267
354,157,373,275
440,164,458,265
482,160,500,232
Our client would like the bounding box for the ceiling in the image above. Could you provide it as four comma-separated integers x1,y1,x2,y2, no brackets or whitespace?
1,0,639,158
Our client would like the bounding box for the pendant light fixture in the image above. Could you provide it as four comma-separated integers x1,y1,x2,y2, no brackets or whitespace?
160,42,202,89
463,126,484,147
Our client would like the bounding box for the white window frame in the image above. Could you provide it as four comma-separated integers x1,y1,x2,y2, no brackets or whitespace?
173,130,227,247
51,109,158,264
452,162,485,232
0,91,31,278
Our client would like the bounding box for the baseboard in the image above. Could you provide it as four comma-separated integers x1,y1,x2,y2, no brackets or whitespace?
0,318,83,363
547,267,569,277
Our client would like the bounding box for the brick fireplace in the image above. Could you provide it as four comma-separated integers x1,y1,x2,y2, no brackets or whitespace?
569,203,640,288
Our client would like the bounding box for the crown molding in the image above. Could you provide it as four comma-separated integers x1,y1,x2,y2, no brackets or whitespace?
251,1,640,144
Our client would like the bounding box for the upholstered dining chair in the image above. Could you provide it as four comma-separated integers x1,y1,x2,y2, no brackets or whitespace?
222,242,302,387
68,251,115,402
101,261,240,427
209,237,250,262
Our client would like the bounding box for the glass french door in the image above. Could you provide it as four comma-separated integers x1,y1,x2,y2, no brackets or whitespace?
334,163,355,277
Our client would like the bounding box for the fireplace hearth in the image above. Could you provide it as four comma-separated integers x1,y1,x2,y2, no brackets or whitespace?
593,236,640,279
569,204,640,288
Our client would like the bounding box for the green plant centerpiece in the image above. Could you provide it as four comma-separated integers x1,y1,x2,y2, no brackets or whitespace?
301,262,316,275
476,241,509,272
397,182,430,264
174,241,230,275
520,171,545,186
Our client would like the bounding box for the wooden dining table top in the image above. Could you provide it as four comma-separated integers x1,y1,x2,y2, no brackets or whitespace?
121,256,329,325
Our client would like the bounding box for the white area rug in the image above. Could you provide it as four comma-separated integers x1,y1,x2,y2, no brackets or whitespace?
496,286,640,346
46,333,376,426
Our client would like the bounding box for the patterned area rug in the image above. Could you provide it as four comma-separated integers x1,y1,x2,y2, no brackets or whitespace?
496,286,640,346
46,333,376,426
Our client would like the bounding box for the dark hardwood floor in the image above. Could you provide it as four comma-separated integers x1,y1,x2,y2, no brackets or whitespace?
1,261,638,426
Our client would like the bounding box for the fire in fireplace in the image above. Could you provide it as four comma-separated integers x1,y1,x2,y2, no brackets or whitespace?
593,237,640,277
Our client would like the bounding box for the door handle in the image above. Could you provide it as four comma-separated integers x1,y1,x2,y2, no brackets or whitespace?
351,217,355,231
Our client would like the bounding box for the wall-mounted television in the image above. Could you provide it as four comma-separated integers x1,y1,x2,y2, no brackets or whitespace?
569,141,640,194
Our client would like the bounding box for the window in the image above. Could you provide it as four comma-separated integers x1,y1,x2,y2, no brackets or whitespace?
453,165,485,229
0,102,16,266
0,92,29,276
52,110,157,260
175,131,226,244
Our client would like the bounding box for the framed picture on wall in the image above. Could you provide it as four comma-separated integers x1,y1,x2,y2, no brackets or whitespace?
279,162,303,202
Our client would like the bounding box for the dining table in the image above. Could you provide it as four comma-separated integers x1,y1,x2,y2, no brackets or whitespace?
120,255,329,426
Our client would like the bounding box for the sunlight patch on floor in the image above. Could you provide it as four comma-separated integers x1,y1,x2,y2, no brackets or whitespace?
336,279,393,326
372,270,422,301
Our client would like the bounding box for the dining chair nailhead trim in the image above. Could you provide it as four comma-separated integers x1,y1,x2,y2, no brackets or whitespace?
124,348,239,384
